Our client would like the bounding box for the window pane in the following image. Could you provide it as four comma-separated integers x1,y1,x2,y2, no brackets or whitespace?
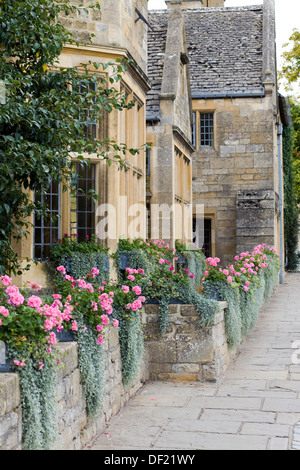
71,163,96,242
200,113,214,147
203,219,212,258
33,182,60,260
79,80,97,140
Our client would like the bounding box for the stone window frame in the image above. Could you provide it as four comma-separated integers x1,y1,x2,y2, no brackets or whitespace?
33,158,102,260
193,210,216,257
192,107,217,150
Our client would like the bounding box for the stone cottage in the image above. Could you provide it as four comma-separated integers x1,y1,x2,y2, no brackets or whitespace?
12,0,151,287
148,0,285,265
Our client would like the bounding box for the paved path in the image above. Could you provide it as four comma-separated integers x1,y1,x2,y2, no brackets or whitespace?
91,273,300,450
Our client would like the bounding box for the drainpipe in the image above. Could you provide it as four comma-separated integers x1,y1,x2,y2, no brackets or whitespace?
277,123,284,284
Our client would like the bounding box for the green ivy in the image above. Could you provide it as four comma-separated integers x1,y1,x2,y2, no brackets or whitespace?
283,125,299,271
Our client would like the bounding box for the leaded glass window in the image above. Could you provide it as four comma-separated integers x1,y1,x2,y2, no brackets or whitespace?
70,163,96,242
200,112,214,147
34,181,60,260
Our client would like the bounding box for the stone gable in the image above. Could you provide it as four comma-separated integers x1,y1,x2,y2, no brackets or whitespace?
147,6,265,113
184,6,264,96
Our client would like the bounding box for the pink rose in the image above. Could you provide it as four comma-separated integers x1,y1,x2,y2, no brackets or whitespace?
28,281,42,291
96,335,104,344
0,275,12,286
57,265,66,275
132,286,142,295
8,293,24,306
101,314,110,325
27,295,42,309
0,306,9,317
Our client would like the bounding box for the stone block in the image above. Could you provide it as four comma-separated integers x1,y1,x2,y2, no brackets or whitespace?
156,372,199,382
171,363,200,374
144,304,159,316
146,342,177,363
0,374,20,417
180,305,198,316
168,305,180,315
177,335,215,364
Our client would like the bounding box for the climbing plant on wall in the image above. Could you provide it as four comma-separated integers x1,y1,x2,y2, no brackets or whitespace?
282,124,299,270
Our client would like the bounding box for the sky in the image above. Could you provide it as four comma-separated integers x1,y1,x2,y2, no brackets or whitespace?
147,0,300,96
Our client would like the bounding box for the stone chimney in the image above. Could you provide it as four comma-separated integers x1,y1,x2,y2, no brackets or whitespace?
166,0,225,7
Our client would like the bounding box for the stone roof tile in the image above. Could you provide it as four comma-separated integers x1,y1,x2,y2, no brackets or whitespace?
147,6,265,115
185,6,264,96
147,10,169,117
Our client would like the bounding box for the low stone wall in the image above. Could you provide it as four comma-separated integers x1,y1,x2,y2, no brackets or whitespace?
0,326,148,450
142,301,233,382
1,301,235,450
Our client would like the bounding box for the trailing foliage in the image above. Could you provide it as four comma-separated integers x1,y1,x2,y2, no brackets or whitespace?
73,318,105,418
203,280,242,348
113,238,154,280
48,234,109,283
105,267,147,387
114,308,144,388
0,0,141,275
17,356,57,450
203,244,280,349
115,238,218,338
51,264,119,416
175,240,206,292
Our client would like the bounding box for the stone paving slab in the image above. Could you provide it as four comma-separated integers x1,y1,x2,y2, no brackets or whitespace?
90,273,300,451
